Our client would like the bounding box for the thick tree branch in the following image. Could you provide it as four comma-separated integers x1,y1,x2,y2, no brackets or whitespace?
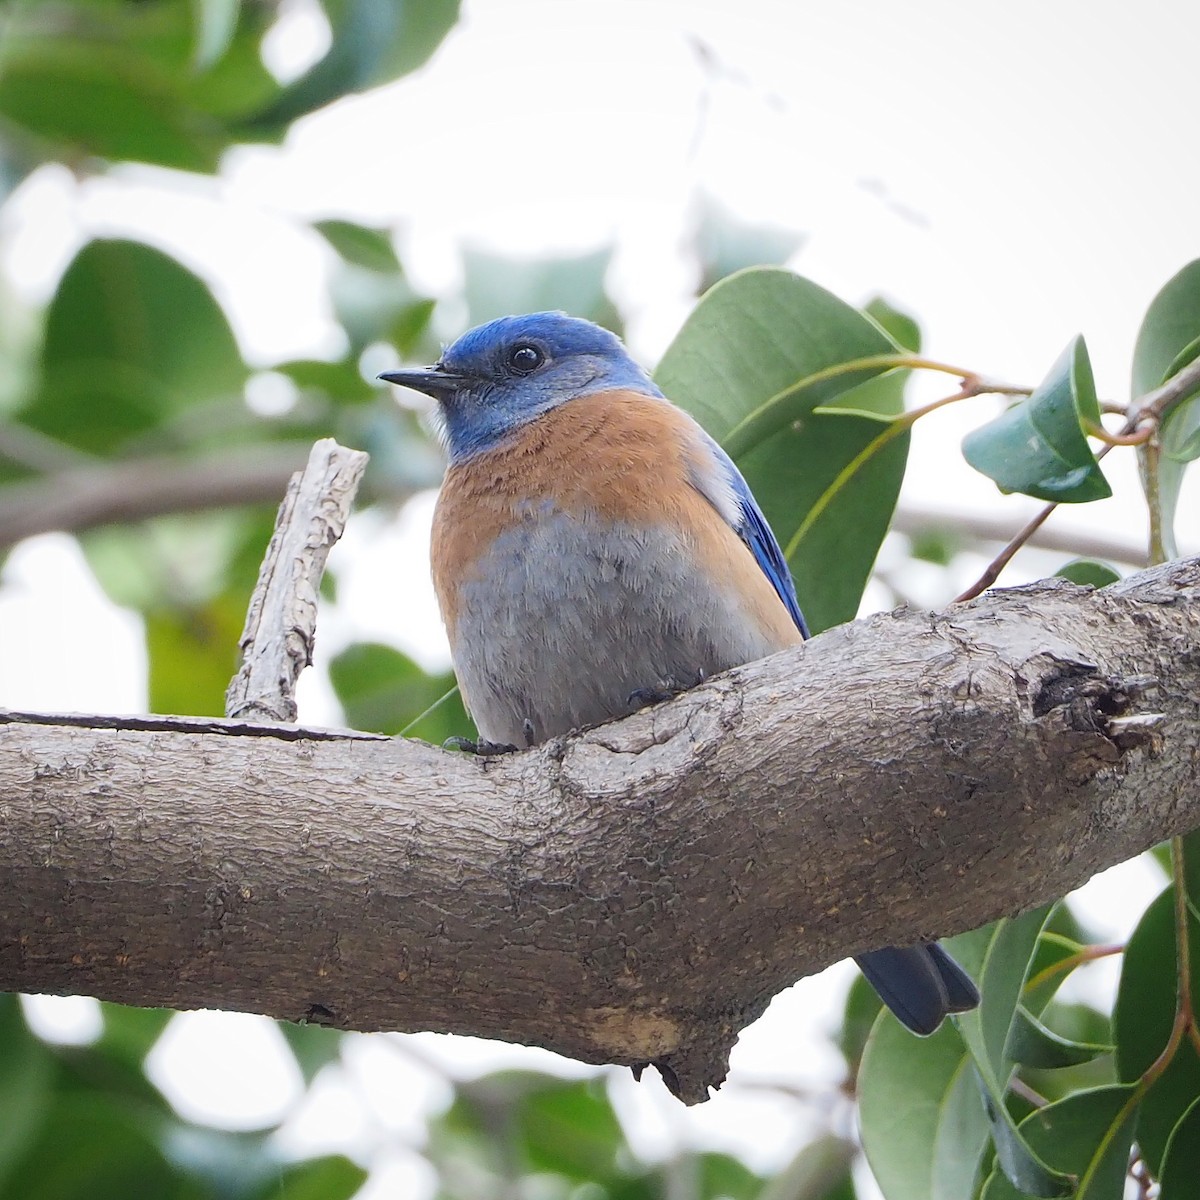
2,558,1198,1102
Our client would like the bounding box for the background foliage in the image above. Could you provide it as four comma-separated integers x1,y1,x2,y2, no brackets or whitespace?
2,2,1200,1198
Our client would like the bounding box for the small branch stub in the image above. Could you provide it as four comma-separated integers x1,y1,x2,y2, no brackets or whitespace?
225,438,368,722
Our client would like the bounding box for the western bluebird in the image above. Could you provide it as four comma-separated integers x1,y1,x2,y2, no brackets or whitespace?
382,311,979,1036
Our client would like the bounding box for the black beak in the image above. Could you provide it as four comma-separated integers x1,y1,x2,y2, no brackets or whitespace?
378,366,467,399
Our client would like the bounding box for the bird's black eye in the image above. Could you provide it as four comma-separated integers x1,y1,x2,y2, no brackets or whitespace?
506,343,544,375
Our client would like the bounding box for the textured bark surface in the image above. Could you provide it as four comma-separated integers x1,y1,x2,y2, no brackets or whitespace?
225,438,369,723
1,558,1198,1102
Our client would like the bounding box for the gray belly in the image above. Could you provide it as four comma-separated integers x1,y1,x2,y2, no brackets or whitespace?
449,512,782,744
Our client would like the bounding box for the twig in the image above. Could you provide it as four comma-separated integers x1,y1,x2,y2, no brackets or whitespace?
1131,353,1200,423
225,439,369,723
954,503,1058,602
955,355,1200,603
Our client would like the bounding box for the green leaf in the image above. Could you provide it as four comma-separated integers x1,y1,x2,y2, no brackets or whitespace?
1133,260,1200,558
1114,885,1200,1175
972,1062,1071,1198
979,1085,1138,1200
23,240,246,455
1182,828,1200,916
248,0,460,128
758,1134,856,1200
1133,260,1200,399
191,0,242,70
1160,1096,1200,1199
1021,903,1098,1014
953,906,1053,1088
906,526,961,566
655,267,900,455
697,1151,764,1200
329,642,470,740
839,972,884,1073
947,908,1075,1197
741,409,909,632
693,193,805,292
1006,1006,1112,1070
277,1021,343,1087
84,509,270,612
514,1076,624,1181
962,336,1110,503
146,591,247,717
830,296,922,417
864,296,922,354
311,221,433,355
55,1034,175,1111
436,1073,624,1186
1053,559,1121,588
463,246,621,331
1020,1012,1117,1108
1,1094,196,1200
315,220,401,273
859,1015,990,1200
330,269,433,353
1161,335,1200,464
159,1125,280,1195
276,359,375,405
0,996,54,1187
656,270,910,632
0,38,223,171
255,1154,367,1200
98,1004,175,1068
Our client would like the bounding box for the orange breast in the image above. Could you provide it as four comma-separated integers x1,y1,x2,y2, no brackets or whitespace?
430,389,801,651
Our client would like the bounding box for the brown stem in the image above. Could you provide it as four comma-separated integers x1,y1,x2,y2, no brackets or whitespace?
954,503,1058,602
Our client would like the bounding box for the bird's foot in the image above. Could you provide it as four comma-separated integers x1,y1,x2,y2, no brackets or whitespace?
443,736,518,756
627,668,706,711
443,718,537,755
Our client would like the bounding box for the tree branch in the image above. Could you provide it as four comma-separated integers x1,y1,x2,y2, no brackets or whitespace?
2,439,1180,570
889,503,1170,567
225,439,368,722
0,441,423,550
2,558,1198,1102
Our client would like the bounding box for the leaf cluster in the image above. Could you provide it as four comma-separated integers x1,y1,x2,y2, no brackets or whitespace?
3,3,1200,1197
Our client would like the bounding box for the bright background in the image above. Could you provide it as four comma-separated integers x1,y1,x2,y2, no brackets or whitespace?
2,0,1198,1194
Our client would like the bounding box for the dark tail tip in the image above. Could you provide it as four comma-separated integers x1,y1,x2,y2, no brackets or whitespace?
855,942,979,1036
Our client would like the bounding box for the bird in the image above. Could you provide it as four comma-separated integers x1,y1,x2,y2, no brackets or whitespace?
381,311,979,1037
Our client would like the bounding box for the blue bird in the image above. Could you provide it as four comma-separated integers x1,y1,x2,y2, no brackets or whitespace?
382,312,979,1037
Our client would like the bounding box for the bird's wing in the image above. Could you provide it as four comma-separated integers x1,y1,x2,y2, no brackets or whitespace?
689,430,810,639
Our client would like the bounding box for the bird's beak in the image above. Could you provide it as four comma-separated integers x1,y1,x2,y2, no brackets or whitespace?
378,366,467,399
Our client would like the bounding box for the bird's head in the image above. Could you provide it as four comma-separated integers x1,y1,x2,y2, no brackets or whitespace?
380,311,661,461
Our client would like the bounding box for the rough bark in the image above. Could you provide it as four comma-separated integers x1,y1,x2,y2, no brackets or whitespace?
1,558,1198,1102
225,439,368,723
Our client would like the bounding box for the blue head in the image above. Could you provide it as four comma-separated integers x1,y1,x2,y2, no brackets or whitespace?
380,312,662,461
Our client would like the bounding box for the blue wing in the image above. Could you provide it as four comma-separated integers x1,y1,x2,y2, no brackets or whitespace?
705,438,810,639
698,432,980,1036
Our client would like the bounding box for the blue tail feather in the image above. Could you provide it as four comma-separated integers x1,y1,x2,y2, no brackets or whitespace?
855,943,979,1036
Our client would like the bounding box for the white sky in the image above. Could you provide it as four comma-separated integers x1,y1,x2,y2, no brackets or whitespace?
3,0,1197,1189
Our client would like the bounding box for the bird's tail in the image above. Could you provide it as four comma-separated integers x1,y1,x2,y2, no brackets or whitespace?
854,942,980,1036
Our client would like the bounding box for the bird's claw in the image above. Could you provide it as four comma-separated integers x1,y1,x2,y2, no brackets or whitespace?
443,736,519,756
627,668,706,711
